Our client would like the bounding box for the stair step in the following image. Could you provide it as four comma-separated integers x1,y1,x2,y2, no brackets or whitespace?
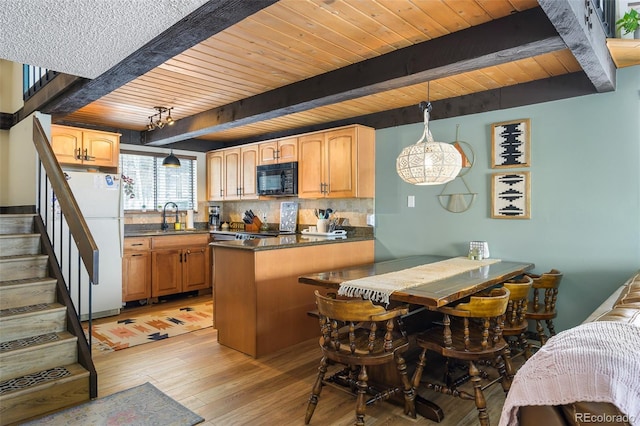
0,277,57,310
0,254,48,282
0,331,78,382
0,303,67,343
0,234,40,256
0,214,35,235
0,364,90,425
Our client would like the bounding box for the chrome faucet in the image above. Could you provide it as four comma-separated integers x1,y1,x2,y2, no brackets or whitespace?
161,202,179,231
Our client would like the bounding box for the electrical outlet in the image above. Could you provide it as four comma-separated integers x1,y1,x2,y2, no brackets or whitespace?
408,195,415,208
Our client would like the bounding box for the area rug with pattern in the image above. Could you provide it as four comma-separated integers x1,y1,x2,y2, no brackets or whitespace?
22,382,204,425
85,301,213,352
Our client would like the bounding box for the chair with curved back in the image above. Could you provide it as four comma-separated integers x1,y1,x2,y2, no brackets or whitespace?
502,275,534,360
525,269,563,345
411,287,513,426
304,290,416,426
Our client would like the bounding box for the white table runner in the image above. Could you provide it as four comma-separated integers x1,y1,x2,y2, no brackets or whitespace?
337,257,501,305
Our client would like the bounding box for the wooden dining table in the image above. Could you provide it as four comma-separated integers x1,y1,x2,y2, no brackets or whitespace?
298,254,535,422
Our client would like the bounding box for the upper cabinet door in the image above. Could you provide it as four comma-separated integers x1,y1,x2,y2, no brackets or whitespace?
240,145,259,199
206,151,224,201
83,131,119,167
325,128,356,198
258,141,278,165
51,126,83,165
224,148,241,200
276,138,298,163
258,138,298,165
298,133,325,198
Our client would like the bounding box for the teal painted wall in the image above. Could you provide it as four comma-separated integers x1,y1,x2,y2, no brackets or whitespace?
374,66,640,332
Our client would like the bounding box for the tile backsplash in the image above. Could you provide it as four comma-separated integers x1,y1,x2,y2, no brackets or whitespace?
125,198,374,229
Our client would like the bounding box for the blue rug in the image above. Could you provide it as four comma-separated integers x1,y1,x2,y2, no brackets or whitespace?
23,382,204,425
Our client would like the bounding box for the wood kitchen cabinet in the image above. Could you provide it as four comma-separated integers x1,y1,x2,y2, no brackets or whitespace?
150,234,210,297
51,125,120,169
214,239,374,357
122,237,152,302
298,125,375,198
258,137,298,165
206,144,258,201
123,233,210,301
206,151,224,201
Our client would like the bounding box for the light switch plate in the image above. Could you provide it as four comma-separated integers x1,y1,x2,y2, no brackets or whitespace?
366,214,375,226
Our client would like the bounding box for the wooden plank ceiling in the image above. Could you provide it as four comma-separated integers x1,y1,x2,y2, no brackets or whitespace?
56,0,591,150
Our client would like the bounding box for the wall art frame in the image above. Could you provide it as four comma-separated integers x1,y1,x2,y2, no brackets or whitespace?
491,171,531,219
491,118,530,168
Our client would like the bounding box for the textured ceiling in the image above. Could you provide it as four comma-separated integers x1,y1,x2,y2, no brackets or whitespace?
0,0,208,79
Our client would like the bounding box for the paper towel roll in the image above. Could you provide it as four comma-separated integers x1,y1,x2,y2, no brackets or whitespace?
186,209,194,229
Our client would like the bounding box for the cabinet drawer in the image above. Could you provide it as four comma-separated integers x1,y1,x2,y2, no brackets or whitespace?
151,233,209,249
124,237,151,251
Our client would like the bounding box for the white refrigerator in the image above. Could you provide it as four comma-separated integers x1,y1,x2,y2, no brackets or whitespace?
58,171,124,319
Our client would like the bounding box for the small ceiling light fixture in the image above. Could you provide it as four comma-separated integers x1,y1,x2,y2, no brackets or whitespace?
147,106,175,131
162,149,181,168
396,100,462,185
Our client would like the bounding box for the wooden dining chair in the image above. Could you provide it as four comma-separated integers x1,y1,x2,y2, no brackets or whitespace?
304,291,416,426
524,269,563,345
411,287,513,426
502,275,534,360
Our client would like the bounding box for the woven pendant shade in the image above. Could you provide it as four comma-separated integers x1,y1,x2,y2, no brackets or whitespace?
396,104,462,185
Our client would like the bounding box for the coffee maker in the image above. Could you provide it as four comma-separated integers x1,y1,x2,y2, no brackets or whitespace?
208,206,220,230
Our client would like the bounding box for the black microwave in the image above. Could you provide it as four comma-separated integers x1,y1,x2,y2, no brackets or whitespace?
256,161,298,196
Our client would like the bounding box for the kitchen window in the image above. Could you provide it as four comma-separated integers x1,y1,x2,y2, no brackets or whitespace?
119,151,197,211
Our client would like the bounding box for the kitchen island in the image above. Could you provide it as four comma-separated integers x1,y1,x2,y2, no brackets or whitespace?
210,234,374,357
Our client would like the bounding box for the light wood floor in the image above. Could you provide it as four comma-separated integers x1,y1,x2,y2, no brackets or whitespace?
91,294,520,426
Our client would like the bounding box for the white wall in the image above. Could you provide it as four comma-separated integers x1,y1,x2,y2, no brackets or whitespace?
0,60,43,207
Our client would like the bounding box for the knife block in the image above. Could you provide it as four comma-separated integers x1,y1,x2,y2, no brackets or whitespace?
245,217,262,232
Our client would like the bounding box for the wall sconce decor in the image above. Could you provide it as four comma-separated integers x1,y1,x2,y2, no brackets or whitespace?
147,106,175,131
396,101,462,185
438,125,477,213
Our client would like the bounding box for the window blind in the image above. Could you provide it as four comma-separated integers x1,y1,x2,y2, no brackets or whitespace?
120,152,197,211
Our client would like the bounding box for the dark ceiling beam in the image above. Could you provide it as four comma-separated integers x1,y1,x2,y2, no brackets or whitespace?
537,0,615,92
348,72,597,131
38,0,278,118
166,72,597,152
143,7,565,146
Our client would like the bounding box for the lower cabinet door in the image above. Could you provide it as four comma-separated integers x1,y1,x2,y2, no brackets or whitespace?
182,246,210,292
152,249,182,296
122,252,151,301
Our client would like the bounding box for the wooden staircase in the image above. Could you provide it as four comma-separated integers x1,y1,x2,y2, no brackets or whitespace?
0,212,95,425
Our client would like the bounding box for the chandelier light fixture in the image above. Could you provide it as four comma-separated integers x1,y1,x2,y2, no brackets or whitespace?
147,106,175,131
396,101,462,185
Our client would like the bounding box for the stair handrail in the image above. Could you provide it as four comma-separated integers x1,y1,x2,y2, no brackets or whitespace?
32,116,99,285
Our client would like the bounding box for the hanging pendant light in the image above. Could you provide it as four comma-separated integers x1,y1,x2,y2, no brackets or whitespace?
396,101,462,185
162,149,181,167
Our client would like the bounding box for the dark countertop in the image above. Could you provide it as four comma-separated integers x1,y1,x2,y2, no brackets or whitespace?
209,234,374,251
